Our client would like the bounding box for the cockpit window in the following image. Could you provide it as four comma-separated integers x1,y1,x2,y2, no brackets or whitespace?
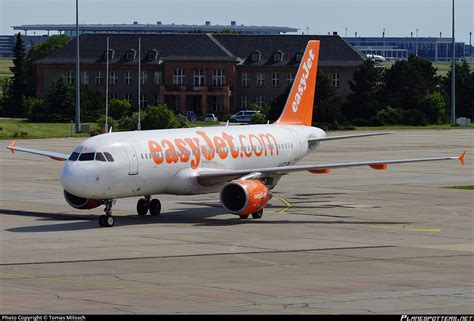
69,152,79,161
78,152,95,161
103,152,114,162
95,152,107,162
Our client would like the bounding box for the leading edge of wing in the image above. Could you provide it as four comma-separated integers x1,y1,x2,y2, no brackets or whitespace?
7,141,69,161
309,132,394,142
196,152,465,186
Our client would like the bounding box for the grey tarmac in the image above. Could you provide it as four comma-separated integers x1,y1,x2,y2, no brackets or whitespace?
0,129,473,314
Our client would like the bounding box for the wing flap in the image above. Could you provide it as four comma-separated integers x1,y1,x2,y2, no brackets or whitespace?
7,141,69,161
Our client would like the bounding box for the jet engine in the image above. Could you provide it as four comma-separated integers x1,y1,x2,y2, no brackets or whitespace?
220,180,271,217
63,190,102,210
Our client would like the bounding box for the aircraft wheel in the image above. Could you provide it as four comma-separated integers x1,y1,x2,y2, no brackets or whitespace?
252,209,263,219
149,199,161,216
99,215,114,227
137,198,149,216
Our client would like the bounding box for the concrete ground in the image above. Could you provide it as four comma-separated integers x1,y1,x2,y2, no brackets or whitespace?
0,129,473,314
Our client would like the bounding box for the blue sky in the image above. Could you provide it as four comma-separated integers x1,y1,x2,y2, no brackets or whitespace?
1,0,472,43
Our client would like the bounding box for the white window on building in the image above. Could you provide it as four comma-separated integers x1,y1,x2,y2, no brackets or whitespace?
154,94,160,105
272,72,280,87
241,96,249,110
95,71,103,85
241,72,249,87
80,71,89,85
154,71,163,85
125,71,132,86
256,72,265,87
256,96,265,106
141,71,148,85
332,73,340,88
210,96,224,112
125,94,133,104
194,69,205,87
212,69,225,87
140,94,147,108
65,70,74,84
110,71,118,85
173,68,186,86
109,93,118,100
287,72,295,85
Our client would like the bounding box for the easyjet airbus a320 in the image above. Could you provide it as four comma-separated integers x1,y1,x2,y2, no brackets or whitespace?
7,41,466,227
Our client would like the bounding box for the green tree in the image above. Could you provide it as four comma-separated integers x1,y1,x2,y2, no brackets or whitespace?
442,61,474,119
108,99,131,120
80,85,104,122
96,115,118,133
419,92,447,124
268,84,291,121
175,114,190,128
141,104,177,130
7,33,29,116
382,55,440,112
343,59,384,124
26,35,70,96
313,72,345,128
44,76,75,122
250,103,269,124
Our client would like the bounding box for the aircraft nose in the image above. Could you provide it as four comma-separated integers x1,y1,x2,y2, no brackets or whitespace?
60,162,88,197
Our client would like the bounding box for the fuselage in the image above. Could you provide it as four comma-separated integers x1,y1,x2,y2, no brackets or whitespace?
60,124,326,200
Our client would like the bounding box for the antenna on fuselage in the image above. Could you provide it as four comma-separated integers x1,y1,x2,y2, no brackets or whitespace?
226,120,229,127
109,126,113,133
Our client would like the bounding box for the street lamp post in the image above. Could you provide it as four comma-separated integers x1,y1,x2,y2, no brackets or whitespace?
75,0,81,133
382,28,386,57
450,0,456,124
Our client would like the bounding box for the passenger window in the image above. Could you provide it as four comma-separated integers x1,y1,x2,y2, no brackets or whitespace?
69,152,79,161
79,152,95,161
95,152,107,162
104,152,114,162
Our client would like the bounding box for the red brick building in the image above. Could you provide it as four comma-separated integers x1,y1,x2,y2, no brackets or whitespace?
35,33,365,118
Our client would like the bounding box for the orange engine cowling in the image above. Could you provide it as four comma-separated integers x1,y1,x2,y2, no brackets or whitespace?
63,190,102,210
220,180,271,217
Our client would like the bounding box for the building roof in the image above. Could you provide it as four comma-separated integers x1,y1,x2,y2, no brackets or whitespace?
213,35,365,68
13,22,298,35
36,33,365,68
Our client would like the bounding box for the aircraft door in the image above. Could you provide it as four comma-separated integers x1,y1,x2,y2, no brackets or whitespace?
122,142,139,175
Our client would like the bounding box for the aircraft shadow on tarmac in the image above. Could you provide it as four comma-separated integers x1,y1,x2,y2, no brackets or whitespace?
1,206,411,233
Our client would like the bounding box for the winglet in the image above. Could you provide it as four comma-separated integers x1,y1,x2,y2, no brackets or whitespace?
9,140,16,154
459,150,466,166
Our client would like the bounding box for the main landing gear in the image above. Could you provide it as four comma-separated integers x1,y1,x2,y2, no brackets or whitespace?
99,200,115,227
137,196,161,217
239,209,264,220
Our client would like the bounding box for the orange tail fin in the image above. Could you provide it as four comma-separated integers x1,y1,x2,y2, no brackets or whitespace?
275,40,320,126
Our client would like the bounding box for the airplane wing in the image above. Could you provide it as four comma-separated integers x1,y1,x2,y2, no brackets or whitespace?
309,132,394,142
196,151,466,186
6,141,69,161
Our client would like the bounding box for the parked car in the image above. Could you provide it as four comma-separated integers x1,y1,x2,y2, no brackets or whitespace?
229,110,260,123
204,113,218,122
181,111,197,122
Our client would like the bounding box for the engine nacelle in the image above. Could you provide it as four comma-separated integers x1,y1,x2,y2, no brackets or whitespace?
63,190,102,210
220,180,271,216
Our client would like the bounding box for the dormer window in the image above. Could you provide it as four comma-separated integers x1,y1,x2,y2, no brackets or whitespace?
295,52,303,63
251,50,261,62
147,49,158,61
104,49,114,60
273,50,283,62
126,49,136,60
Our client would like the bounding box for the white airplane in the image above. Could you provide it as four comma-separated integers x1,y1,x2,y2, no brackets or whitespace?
7,41,466,227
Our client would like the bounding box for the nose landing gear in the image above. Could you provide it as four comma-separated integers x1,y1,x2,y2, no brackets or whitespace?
136,196,161,217
99,200,115,227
